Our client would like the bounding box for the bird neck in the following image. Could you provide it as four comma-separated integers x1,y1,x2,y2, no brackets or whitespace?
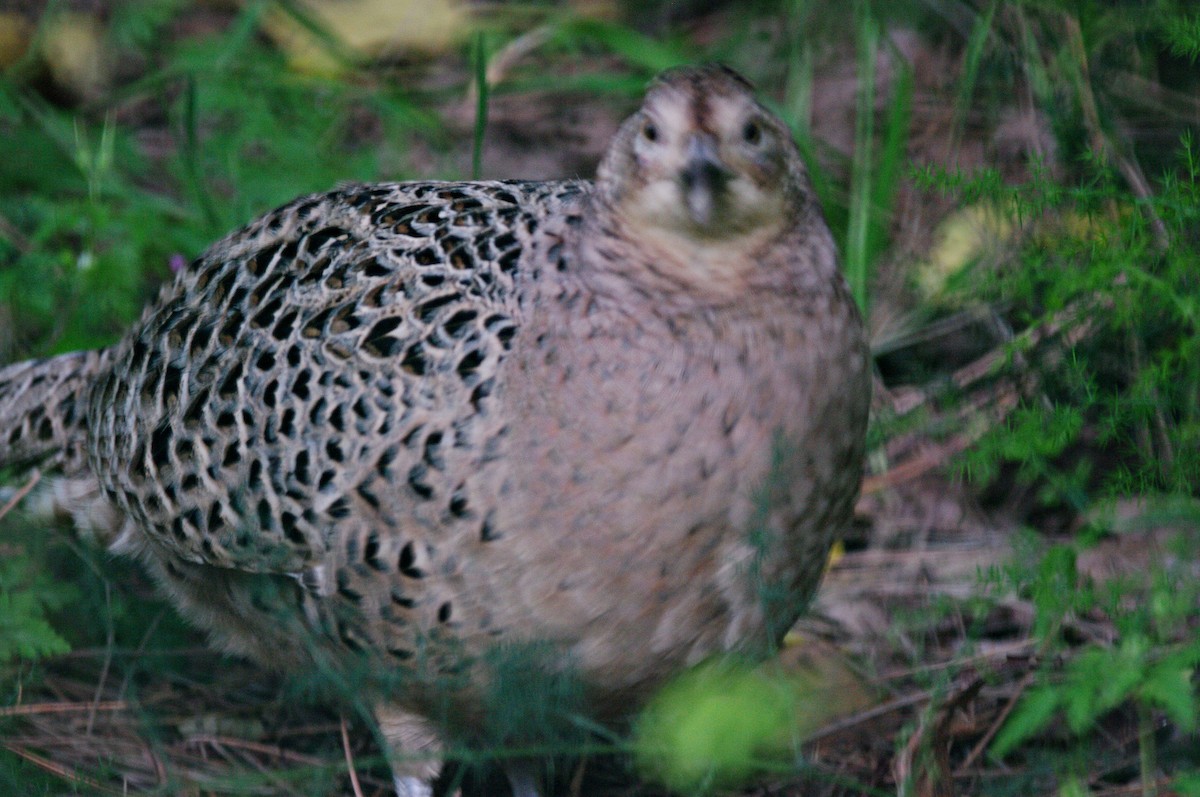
569,197,812,308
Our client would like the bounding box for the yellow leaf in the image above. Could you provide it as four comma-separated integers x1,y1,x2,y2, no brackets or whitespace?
259,0,472,76
39,13,112,100
774,636,874,736
0,13,33,69
915,202,1015,303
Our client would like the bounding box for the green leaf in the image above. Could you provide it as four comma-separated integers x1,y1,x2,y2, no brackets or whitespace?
0,558,72,663
1162,14,1200,60
1140,658,1198,732
990,684,1060,759
1058,775,1088,797
0,597,70,661
1174,771,1200,797
1077,640,1144,730
951,0,998,146
1029,543,1081,638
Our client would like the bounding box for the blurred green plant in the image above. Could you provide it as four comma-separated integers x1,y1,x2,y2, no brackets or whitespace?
1162,13,1200,60
0,0,437,359
923,130,1200,796
0,547,73,663
984,516,1200,797
932,133,1200,503
843,1,910,315
908,5,1200,791
768,0,910,318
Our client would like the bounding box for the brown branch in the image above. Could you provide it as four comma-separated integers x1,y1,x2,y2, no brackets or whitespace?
807,689,936,743
956,670,1036,775
862,286,1110,497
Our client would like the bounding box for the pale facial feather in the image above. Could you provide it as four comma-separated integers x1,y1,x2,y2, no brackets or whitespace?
608,82,793,289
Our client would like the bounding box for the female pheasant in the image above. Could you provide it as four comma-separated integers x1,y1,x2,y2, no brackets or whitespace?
0,65,870,796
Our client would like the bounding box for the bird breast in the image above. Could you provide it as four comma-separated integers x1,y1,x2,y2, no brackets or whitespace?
479,262,867,694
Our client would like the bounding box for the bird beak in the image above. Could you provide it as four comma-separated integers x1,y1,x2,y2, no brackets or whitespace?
680,133,729,227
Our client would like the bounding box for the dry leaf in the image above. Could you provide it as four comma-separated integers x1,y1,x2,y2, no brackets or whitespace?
0,12,33,69
39,12,112,100
776,634,875,736
915,202,1015,303
259,0,472,76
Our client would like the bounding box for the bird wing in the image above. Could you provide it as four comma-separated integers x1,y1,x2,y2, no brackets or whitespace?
87,179,585,573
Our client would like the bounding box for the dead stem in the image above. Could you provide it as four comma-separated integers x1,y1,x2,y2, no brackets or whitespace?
180,735,325,767
84,581,115,736
341,716,366,797
0,742,122,795
807,689,936,744
0,468,40,522
1064,13,1170,249
956,670,1036,774
0,700,127,717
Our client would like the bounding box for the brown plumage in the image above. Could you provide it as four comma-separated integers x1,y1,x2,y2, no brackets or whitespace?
0,65,869,796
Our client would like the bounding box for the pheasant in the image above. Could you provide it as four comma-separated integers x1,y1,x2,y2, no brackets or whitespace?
0,65,870,796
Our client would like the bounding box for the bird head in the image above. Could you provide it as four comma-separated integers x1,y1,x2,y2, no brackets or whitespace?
596,65,806,245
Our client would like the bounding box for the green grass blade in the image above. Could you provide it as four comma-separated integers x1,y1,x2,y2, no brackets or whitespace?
553,18,692,74
472,32,489,180
871,46,911,262
951,0,998,151
846,0,878,315
180,75,219,229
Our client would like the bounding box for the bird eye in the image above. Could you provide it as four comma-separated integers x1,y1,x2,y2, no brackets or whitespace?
642,122,659,143
742,120,763,145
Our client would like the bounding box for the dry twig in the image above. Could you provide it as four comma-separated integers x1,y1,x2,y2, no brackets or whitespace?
0,467,41,522
341,716,367,797
0,700,127,717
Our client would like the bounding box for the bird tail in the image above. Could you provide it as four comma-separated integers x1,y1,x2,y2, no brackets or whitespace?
0,349,110,475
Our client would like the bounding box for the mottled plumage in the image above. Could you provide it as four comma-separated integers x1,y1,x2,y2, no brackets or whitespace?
0,65,869,796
